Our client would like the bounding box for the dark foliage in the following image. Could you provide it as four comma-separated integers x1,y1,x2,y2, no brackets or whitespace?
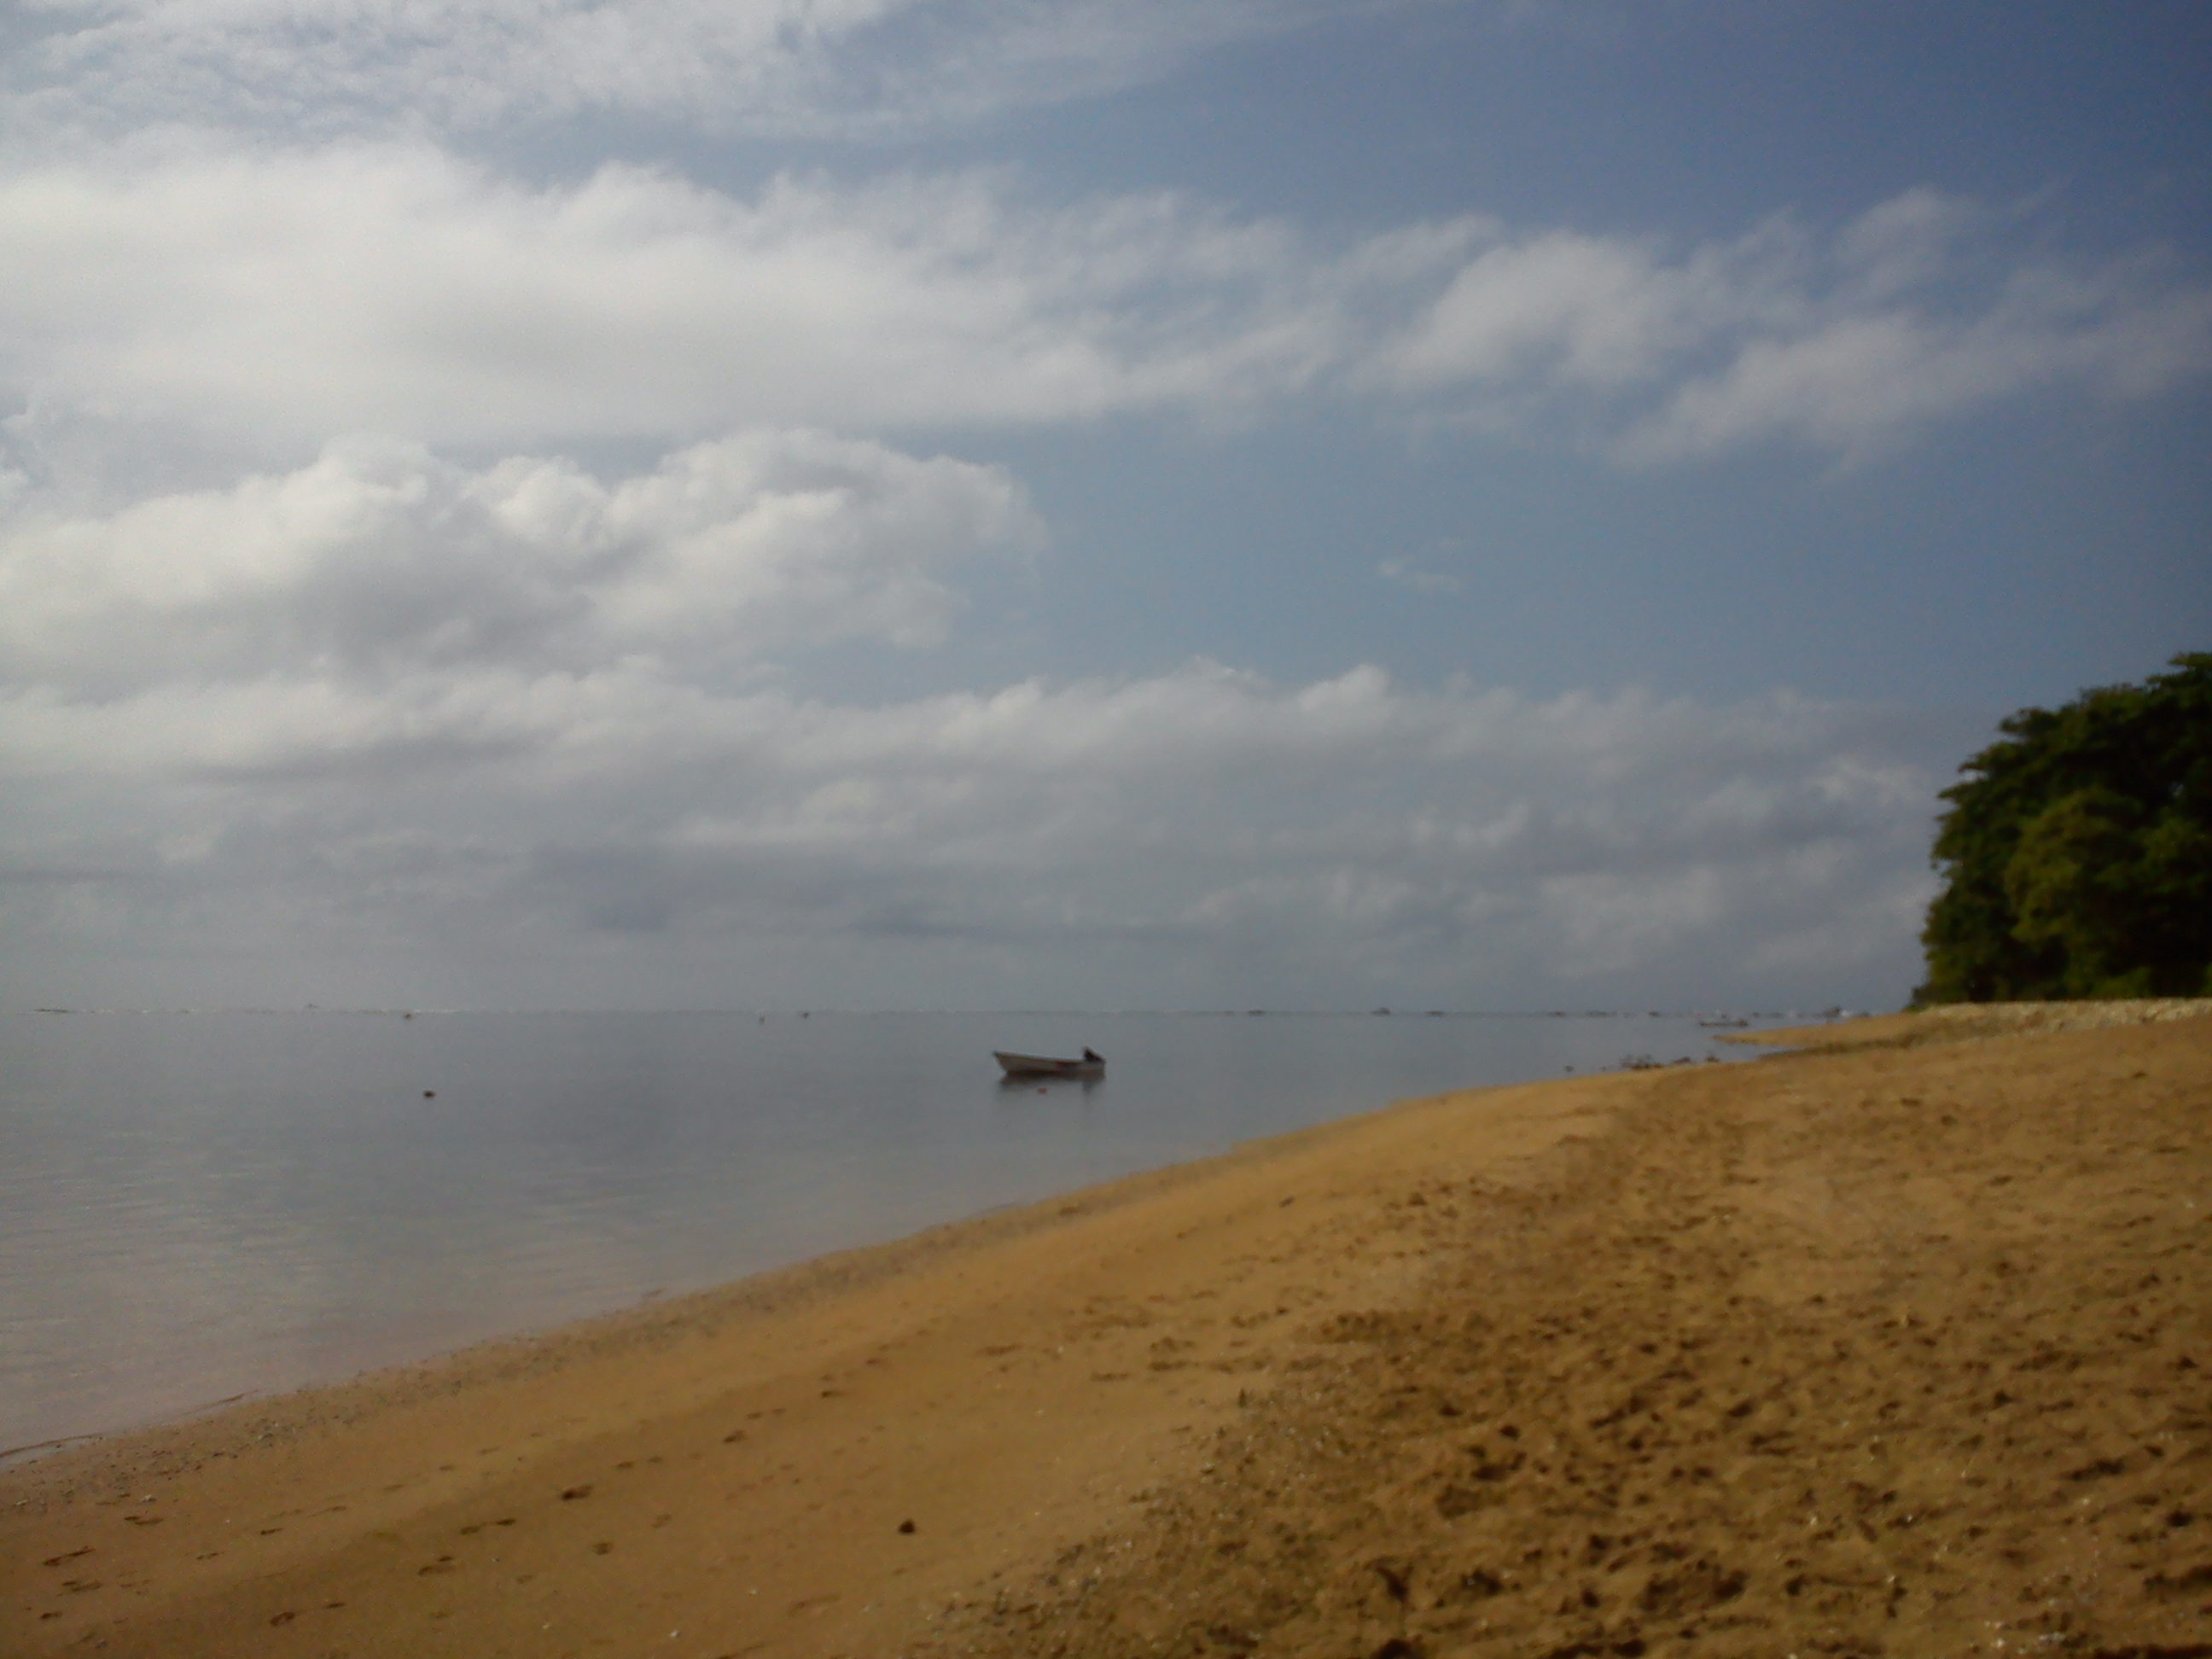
1918,653,2212,1004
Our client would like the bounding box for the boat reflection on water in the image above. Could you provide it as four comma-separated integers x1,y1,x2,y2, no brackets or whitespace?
996,1071,1103,1095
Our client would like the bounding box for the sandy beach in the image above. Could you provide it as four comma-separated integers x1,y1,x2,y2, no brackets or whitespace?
5,1005,2208,1657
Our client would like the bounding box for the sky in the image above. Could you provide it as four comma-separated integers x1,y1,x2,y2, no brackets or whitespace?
1,0,2206,1014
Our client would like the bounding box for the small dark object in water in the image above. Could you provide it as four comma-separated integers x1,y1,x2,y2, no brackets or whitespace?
995,1048,1104,1079
423,1090,435,1098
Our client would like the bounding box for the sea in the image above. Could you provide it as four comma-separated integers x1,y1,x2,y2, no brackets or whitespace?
0,1006,1784,1458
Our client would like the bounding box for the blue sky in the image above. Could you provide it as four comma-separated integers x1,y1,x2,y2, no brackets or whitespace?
1,1,2206,1012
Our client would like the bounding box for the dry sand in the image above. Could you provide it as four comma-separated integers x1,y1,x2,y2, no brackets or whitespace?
4,1006,2208,1658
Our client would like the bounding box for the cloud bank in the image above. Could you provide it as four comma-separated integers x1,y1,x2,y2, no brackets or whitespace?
0,436,1953,1010
3,144,2203,478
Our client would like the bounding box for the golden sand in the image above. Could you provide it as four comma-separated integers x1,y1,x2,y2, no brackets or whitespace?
6,1006,2208,1657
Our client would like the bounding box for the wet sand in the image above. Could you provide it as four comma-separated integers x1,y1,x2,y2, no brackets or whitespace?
5,1005,2208,1657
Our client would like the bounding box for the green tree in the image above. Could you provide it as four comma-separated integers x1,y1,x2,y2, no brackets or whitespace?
1917,652,2212,1004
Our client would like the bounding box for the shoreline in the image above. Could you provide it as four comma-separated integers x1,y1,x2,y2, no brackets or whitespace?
0,1006,1757,1459
5,1004,2207,1656
2,1051,1634,1477
3,1060,1636,1657
3,1075,1545,1476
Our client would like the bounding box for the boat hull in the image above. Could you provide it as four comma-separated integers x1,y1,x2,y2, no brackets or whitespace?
993,1050,1104,1079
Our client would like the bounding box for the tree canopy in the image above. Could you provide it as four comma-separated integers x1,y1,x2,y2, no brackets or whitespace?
1918,653,2212,1004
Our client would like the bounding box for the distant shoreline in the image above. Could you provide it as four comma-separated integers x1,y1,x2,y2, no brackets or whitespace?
12,1004,1867,1018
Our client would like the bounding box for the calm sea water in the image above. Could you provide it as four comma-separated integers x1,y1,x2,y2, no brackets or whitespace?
0,1009,1761,1453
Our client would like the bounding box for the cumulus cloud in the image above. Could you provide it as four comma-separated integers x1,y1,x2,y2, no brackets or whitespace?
1,143,2202,474
4,0,1365,143
0,430,1039,696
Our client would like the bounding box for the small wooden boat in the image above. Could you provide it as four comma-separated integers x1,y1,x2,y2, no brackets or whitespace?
994,1048,1104,1079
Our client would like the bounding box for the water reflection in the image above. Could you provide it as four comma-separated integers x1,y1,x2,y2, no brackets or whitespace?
996,1074,1104,1095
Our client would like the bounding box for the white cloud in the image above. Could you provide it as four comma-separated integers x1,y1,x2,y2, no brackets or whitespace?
1373,191,2212,463
1620,259,2212,465
1831,185,1988,301
0,429,1039,696
5,0,1365,143
0,417,1967,1008
1371,224,1789,394
0,143,1356,456
1,143,2200,476
0,484,1957,1004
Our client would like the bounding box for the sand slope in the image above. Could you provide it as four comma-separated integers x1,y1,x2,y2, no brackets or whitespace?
6,1011,2209,1658
930,1015,2212,1659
